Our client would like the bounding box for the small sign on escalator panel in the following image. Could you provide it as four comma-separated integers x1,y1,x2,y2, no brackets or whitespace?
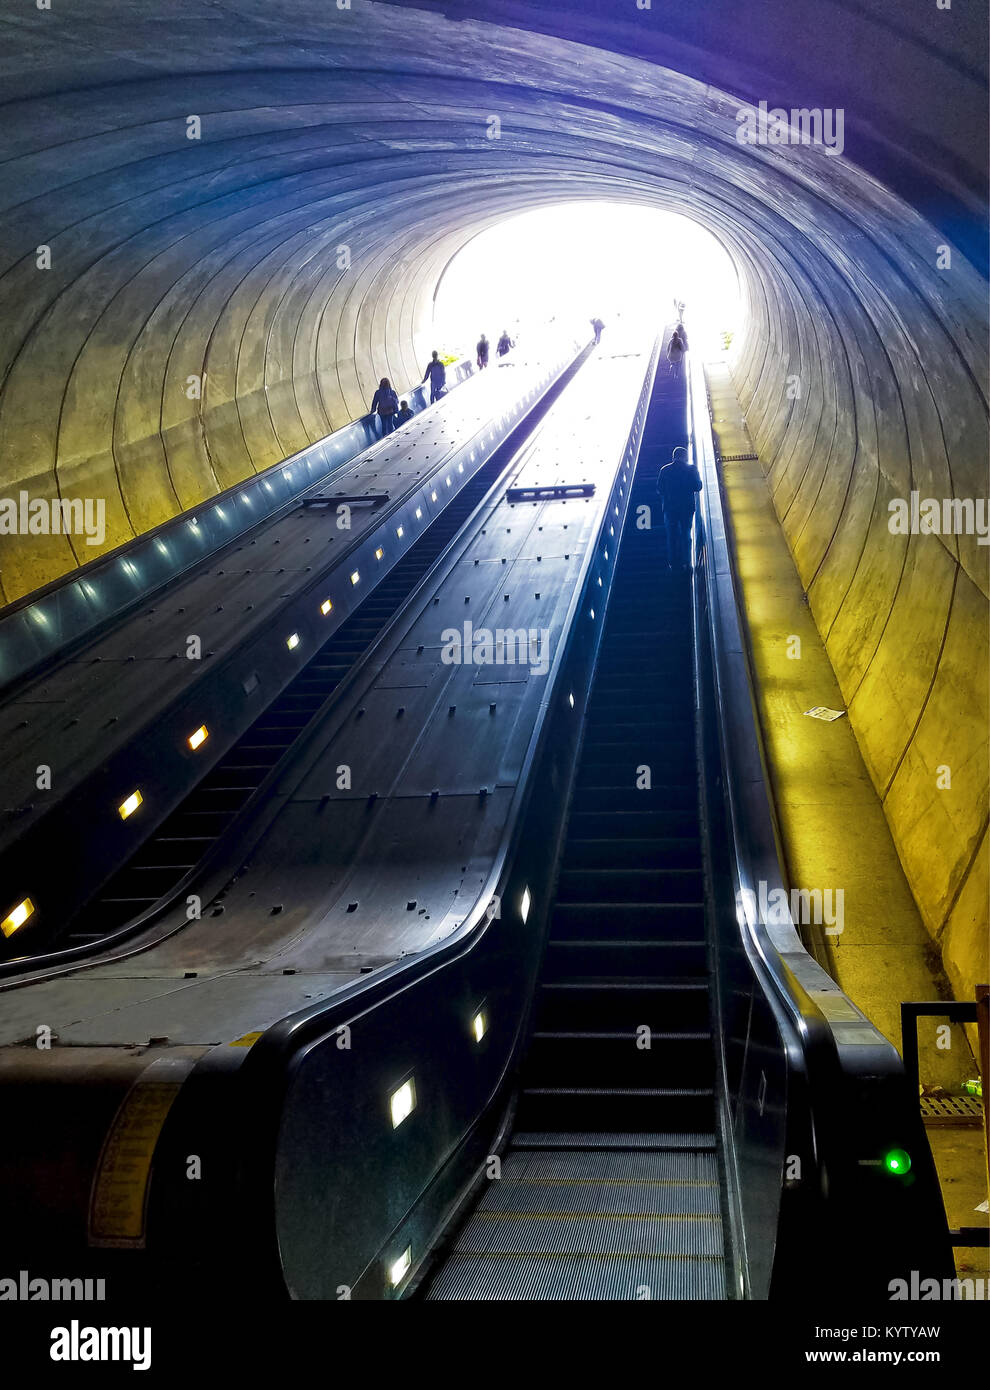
804,706,846,721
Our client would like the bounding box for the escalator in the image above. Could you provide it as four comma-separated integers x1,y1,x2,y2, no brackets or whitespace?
12,347,591,964
422,365,726,1299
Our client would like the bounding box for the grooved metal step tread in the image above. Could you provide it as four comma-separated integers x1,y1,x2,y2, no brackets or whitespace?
522,1086,713,1098
501,1148,719,1182
542,979,709,990
449,1211,724,1259
477,1181,721,1218
532,1030,710,1041
425,1250,726,1300
513,1132,718,1149
546,942,705,953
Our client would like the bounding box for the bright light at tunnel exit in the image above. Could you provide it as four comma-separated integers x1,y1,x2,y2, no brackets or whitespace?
433,203,742,361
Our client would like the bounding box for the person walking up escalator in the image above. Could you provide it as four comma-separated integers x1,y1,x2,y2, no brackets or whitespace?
423,350,447,403
371,377,399,435
657,446,702,572
666,328,686,378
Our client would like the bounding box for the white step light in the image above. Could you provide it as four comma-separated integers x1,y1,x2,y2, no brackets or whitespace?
1,898,35,938
520,886,531,923
286,632,300,650
389,1247,412,1287
390,1078,417,1129
118,790,143,820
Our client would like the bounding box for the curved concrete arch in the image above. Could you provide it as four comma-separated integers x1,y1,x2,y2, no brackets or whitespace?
0,0,985,997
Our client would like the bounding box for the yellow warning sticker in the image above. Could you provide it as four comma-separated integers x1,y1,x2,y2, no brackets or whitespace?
228,1031,264,1047
88,1059,192,1248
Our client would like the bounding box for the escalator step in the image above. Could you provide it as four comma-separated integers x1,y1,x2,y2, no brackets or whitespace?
425,1250,725,1300
542,940,707,977
560,837,701,871
555,868,703,902
550,901,705,939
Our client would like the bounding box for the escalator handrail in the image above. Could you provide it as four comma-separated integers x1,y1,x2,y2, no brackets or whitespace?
686,348,900,1060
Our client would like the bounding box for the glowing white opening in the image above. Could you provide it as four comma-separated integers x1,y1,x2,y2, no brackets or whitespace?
389,1248,412,1287
118,790,143,820
520,886,531,923
321,599,333,616
187,725,209,751
350,571,360,586
390,1078,416,1128
473,1011,487,1043
433,202,742,360
1,898,34,937
286,633,300,650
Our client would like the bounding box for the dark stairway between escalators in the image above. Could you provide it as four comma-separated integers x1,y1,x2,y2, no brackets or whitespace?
423,356,726,1301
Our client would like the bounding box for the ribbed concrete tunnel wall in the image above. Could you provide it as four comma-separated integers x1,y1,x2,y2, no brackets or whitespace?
0,1,986,996
730,235,988,1003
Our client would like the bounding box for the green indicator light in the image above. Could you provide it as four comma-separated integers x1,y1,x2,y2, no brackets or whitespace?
885,1148,911,1175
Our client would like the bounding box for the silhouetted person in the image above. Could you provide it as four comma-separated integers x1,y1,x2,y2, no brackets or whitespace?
667,328,685,377
371,376,399,435
497,329,513,357
676,321,689,350
657,446,702,571
591,317,604,345
423,350,446,403
476,333,490,369
397,399,414,426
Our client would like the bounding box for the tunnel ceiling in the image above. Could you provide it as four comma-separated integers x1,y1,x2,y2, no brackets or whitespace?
0,0,985,599
0,2,986,1003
